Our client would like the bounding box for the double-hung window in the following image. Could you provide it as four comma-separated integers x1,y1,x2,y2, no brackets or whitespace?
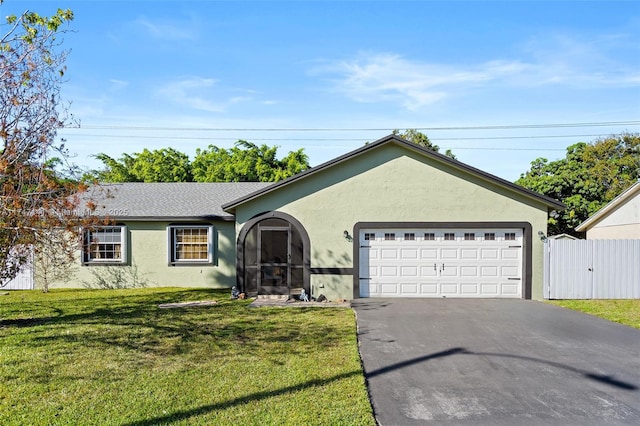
168,225,213,264
83,225,127,264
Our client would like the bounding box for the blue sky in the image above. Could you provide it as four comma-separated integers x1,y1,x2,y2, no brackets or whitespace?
3,0,639,181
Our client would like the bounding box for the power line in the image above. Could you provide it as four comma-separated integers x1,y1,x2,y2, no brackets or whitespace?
70,133,610,141
451,147,566,151
72,120,640,132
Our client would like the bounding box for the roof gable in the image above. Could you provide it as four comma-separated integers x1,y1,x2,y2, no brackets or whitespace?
223,134,565,212
576,181,640,232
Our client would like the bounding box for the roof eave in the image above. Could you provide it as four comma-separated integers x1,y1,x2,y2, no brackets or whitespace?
84,215,236,222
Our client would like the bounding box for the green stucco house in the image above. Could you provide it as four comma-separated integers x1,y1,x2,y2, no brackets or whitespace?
54,135,564,300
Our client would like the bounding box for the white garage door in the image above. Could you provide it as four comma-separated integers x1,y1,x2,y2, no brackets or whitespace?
359,229,523,298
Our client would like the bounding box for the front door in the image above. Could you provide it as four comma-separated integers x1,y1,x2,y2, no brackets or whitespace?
258,226,290,295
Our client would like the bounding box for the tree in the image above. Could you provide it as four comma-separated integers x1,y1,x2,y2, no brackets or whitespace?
87,152,138,182
191,140,310,182
88,148,192,182
34,229,76,292
1,5,99,287
88,142,309,183
393,129,457,159
516,133,640,236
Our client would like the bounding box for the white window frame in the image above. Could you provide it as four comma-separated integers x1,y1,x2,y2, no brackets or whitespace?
82,225,127,264
168,225,214,264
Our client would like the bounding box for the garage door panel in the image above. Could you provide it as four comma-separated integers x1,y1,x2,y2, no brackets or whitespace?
400,283,418,295
420,249,438,259
501,248,519,259
481,248,499,259
440,283,459,295
359,228,523,298
501,266,519,277
380,283,399,295
420,266,437,277
401,248,418,259
460,266,478,277
461,283,479,295
400,266,418,276
461,249,478,259
480,283,499,295
481,266,498,277
380,266,397,277
420,283,438,295
440,267,458,277
381,248,398,259
441,249,458,259
500,283,520,295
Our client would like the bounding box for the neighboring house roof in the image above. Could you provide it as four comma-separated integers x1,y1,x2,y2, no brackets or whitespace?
223,134,566,212
548,233,579,240
80,182,272,221
576,181,640,232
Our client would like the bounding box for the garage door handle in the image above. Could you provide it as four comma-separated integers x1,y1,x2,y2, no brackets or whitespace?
508,245,522,248
508,278,521,280
360,277,372,280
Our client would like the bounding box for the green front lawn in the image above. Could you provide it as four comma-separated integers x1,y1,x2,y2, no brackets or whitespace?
547,299,640,329
0,288,374,425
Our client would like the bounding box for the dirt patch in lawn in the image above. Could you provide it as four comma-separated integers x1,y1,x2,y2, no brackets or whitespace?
158,300,218,309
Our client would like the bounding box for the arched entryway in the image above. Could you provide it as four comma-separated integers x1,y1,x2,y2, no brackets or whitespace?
237,212,310,297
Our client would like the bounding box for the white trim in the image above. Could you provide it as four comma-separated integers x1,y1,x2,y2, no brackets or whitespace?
82,225,127,264
167,225,214,264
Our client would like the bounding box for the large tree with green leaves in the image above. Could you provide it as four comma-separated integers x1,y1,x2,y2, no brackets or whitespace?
192,140,309,182
89,141,310,183
1,4,101,287
516,133,640,236
89,148,192,182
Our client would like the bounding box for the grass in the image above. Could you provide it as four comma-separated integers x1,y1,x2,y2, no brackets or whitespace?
547,299,640,329
0,288,375,425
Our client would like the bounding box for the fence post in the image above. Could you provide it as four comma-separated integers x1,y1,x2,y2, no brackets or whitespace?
543,239,550,299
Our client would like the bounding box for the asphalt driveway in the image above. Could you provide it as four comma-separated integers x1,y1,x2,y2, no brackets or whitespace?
352,299,640,425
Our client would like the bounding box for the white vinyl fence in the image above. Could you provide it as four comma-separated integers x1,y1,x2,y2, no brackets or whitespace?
544,239,640,299
1,249,35,290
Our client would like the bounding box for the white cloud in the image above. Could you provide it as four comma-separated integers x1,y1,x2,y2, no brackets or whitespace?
134,17,197,41
156,77,271,113
109,79,129,91
157,77,225,112
312,32,639,110
519,33,640,86
312,53,527,110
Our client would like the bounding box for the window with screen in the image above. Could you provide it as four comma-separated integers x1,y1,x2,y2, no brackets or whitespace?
168,225,213,263
83,226,126,264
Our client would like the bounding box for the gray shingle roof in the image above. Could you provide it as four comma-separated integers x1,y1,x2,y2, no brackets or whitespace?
80,182,272,221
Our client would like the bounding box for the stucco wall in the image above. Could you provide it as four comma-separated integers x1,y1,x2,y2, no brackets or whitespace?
235,144,550,300
587,224,640,239
43,221,236,290
586,193,640,239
